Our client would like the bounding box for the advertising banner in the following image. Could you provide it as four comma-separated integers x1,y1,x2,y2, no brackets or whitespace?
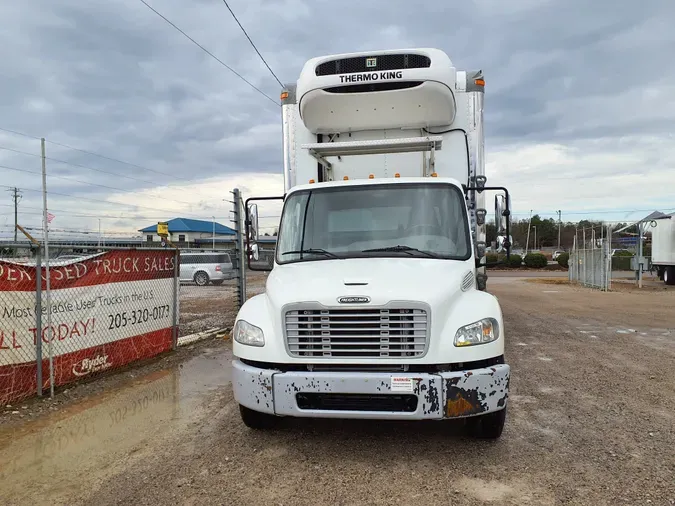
0,250,177,403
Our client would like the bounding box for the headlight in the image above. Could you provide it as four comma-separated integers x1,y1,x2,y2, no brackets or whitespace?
454,318,500,347
233,319,265,347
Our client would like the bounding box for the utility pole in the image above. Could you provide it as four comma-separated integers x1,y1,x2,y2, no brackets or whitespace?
557,210,562,250
525,209,532,256
8,187,22,242
41,138,54,398
533,226,537,251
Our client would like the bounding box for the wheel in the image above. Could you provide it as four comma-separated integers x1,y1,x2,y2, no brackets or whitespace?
211,280,224,286
239,404,278,430
194,271,209,286
465,408,506,439
665,266,675,286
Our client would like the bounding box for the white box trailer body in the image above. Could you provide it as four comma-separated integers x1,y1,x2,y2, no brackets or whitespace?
281,48,487,254
650,214,675,285
233,48,512,439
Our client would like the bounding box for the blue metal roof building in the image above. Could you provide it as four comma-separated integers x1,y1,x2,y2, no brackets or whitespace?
139,218,235,235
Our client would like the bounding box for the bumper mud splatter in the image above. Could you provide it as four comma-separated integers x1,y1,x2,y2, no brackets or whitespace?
233,360,510,420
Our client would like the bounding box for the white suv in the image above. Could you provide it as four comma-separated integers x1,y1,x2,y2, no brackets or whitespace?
179,251,234,286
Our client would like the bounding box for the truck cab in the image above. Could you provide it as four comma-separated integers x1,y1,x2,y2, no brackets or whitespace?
233,48,512,438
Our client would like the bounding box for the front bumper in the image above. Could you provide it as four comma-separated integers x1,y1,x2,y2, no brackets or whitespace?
232,360,510,420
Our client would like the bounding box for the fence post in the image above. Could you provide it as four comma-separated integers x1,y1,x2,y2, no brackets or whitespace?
172,247,179,350
591,228,596,288
232,188,246,308
35,243,43,397
607,224,613,291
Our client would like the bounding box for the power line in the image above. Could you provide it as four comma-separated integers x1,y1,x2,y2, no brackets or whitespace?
137,0,280,106
0,145,173,188
0,127,197,183
0,183,210,219
220,0,283,87
0,163,210,210
0,205,224,223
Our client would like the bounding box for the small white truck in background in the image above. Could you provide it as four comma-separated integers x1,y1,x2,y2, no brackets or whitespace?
650,213,675,285
233,48,513,438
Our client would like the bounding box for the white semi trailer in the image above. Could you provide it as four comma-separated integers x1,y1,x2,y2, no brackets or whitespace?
233,48,513,438
651,214,675,285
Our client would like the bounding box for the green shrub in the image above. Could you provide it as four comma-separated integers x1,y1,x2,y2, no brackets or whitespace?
507,254,522,268
524,252,548,268
612,256,632,271
485,253,499,264
557,252,569,269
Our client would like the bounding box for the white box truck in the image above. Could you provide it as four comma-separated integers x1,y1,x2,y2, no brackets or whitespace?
650,214,675,285
233,48,513,438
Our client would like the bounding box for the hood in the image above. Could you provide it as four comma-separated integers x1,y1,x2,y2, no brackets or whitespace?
265,257,475,308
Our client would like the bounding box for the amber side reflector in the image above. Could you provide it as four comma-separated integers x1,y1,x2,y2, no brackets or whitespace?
280,91,289,100
368,174,375,179
343,176,349,180
309,179,315,184
394,173,400,178
474,78,485,86
430,172,438,177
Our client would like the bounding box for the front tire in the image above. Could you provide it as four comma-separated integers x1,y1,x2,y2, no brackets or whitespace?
239,404,278,430
466,408,506,439
194,271,209,286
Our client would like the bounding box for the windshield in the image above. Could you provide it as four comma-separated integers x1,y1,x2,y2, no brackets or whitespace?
276,183,471,264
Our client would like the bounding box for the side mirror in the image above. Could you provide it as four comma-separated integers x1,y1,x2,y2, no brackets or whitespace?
494,194,509,234
247,203,259,243
250,243,260,261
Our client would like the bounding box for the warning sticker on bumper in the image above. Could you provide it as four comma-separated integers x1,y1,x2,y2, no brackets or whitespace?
390,376,414,393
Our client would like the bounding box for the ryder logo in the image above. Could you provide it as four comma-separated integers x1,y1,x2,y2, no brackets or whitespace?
72,354,112,377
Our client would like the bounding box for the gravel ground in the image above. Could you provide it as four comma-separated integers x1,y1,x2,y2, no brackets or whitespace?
1,275,674,506
178,273,268,336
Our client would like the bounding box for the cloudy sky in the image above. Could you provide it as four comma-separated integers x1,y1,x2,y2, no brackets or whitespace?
1,0,674,239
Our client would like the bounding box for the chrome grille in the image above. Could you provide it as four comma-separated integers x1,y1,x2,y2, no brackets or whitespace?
285,308,428,358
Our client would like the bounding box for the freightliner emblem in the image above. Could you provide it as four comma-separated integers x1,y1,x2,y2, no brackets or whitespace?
337,296,371,304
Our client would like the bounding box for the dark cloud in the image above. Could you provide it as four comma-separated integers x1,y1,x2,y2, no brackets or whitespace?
0,0,674,235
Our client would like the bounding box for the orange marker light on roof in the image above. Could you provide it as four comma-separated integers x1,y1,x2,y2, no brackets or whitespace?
280,91,289,100
474,78,485,87
394,173,400,178
368,174,375,179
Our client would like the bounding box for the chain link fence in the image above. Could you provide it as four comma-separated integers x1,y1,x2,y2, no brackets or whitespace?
1,200,279,405
568,226,612,291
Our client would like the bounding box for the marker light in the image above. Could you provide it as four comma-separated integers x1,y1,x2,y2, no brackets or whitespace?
475,78,485,87
394,173,400,178
430,172,438,177
343,176,349,180
309,179,315,184
368,174,375,179
280,91,289,100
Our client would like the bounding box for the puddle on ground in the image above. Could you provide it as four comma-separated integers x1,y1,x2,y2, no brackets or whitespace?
0,347,232,504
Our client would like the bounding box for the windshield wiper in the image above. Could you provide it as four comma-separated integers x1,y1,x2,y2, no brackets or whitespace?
282,248,339,258
361,245,438,258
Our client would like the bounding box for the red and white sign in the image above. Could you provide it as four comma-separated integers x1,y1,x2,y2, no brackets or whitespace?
0,250,177,404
